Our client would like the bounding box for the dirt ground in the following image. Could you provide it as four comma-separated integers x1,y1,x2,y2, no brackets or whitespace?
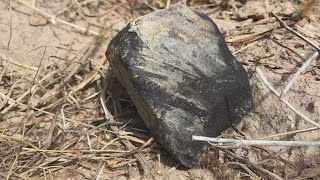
0,0,320,179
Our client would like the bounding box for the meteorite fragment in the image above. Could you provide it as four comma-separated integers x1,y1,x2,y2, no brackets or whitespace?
106,4,252,167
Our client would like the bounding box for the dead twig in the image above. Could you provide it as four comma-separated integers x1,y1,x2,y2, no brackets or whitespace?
98,79,151,173
0,93,98,128
0,51,38,70
280,51,319,98
256,67,320,128
192,136,320,147
27,46,47,108
33,38,97,108
95,162,105,180
162,164,180,180
227,29,274,44
219,148,283,180
7,0,13,50
0,72,26,111
43,113,58,149
22,147,128,154
166,0,171,9
16,0,100,36
6,154,19,180
112,137,154,157
227,162,260,180
260,127,319,140
81,1,128,18
271,12,320,52
109,158,137,168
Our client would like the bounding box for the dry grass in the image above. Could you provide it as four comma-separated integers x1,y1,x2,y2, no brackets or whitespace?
0,0,320,179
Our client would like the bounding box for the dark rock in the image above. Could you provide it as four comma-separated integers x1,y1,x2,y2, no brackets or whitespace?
106,4,252,167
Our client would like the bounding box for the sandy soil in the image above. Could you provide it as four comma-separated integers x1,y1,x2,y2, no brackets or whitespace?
0,0,320,179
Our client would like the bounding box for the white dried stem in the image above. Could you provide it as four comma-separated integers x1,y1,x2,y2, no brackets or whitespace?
256,67,320,128
281,51,319,98
192,136,320,147
87,133,93,152
61,105,67,129
83,91,101,102
95,162,105,180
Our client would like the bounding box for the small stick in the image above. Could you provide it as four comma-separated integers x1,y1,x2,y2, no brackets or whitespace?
43,113,58,149
7,0,13,50
112,137,154,157
166,0,171,8
0,65,8,87
87,121,122,134
63,129,117,135
1,57,38,70
271,12,320,52
98,80,151,173
86,133,93,152
6,154,19,180
219,148,283,180
83,1,128,18
22,147,128,153
233,41,259,55
16,0,100,36
0,69,59,113
95,162,105,180
256,67,320,128
163,164,180,180
280,51,319,98
0,72,26,111
83,91,101,102
259,127,318,140
0,134,38,148
110,159,137,168
33,38,97,108
192,136,320,147
27,46,47,107
0,92,99,128
60,104,67,129
228,162,260,179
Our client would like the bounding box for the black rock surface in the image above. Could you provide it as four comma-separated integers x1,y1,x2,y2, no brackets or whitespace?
106,4,252,167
